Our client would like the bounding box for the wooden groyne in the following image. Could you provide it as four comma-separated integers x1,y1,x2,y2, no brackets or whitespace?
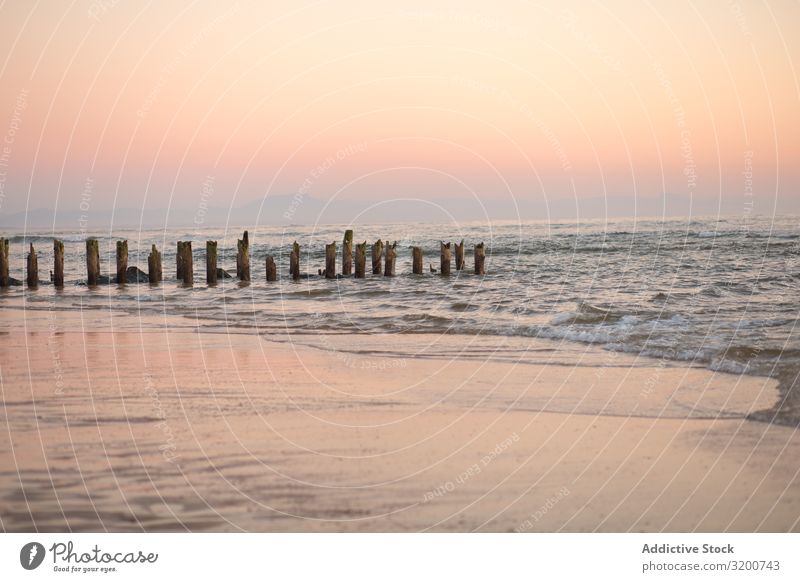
474,242,486,275
0,230,488,288
325,242,336,279
372,239,384,274
236,231,250,282
206,241,218,285
26,244,38,288
342,229,353,276
177,241,193,285
455,239,465,271
384,241,396,276
53,240,64,287
0,238,9,287
412,246,423,275
289,241,300,281
86,239,100,285
116,240,128,285
440,241,451,276
265,256,277,282
148,245,162,283
354,241,366,278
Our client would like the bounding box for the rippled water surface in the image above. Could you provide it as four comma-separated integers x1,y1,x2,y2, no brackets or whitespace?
3,215,798,422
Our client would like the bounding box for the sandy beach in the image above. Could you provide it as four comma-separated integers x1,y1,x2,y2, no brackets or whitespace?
1,308,798,533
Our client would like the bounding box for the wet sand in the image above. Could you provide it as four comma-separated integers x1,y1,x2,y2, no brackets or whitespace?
1,316,799,532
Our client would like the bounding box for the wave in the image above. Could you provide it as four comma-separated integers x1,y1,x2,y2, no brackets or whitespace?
3,234,99,244
700,285,723,297
535,325,619,345
550,303,627,325
399,313,452,326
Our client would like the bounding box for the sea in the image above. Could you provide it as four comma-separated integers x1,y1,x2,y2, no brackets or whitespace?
2,214,798,424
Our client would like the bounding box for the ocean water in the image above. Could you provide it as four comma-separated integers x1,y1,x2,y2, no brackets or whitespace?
2,215,798,423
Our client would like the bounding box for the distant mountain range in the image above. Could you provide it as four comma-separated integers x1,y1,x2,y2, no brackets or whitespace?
0,192,749,229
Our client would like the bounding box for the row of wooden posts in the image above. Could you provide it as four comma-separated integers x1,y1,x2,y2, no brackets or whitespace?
0,230,487,288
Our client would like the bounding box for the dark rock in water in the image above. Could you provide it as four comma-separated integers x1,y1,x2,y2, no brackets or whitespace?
217,268,232,279
126,266,149,283
8,277,23,286
75,275,111,286
111,266,149,284
317,268,348,279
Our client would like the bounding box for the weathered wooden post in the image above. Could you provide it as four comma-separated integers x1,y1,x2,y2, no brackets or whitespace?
325,242,336,279
440,241,451,276
372,239,384,274
179,241,193,285
235,237,241,279
176,241,185,280
290,241,300,280
26,243,38,288
455,239,465,271
237,230,250,281
412,246,423,274
0,238,10,287
116,240,128,285
53,239,64,288
354,241,366,278
148,244,162,284
342,229,353,275
206,241,218,285
265,256,277,281
384,241,396,276
474,242,485,275
86,239,100,285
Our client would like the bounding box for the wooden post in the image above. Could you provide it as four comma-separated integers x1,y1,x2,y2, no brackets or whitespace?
354,241,366,278
26,243,38,288
116,240,128,285
176,241,185,280
0,238,10,287
53,239,64,288
237,230,250,281
325,242,336,279
440,241,451,276
455,239,465,271
290,241,300,280
384,241,396,276
265,256,277,281
148,244,162,284
372,239,384,274
86,239,100,285
206,241,218,285
474,242,486,275
235,237,240,279
342,229,353,275
412,246,424,274
179,241,193,285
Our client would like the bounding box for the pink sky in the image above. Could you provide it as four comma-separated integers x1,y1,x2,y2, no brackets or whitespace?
0,0,798,221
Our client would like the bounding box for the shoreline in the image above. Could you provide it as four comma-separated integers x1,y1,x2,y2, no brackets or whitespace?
1,323,799,532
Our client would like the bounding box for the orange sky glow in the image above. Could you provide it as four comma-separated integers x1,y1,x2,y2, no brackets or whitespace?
0,0,798,221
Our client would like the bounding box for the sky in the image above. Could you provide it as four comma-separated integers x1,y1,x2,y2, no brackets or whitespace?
0,0,798,225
